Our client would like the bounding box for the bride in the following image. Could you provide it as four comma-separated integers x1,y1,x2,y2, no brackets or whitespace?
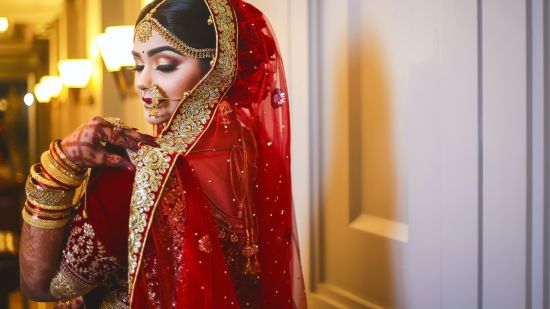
19,0,307,308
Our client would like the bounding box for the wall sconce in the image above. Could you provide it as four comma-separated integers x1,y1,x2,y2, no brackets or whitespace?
58,59,93,88
33,76,63,103
96,26,135,97
0,18,8,33
58,60,94,104
34,83,51,103
40,76,63,98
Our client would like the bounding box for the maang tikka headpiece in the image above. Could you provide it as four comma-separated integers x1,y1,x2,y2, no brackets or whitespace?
135,0,216,60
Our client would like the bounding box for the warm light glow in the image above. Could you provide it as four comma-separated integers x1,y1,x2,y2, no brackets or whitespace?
40,76,63,98
23,93,34,106
141,0,154,7
0,18,8,33
96,26,135,72
34,83,51,103
58,59,93,88
0,99,7,111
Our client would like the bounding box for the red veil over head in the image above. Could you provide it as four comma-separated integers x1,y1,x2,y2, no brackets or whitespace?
128,0,307,308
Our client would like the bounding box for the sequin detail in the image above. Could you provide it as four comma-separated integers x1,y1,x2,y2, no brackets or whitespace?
128,0,238,302
50,215,120,300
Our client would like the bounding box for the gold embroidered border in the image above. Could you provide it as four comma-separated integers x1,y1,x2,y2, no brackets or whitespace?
127,0,238,303
50,264,96,301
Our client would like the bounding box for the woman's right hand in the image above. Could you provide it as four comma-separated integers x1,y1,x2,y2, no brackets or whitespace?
59,116,158,171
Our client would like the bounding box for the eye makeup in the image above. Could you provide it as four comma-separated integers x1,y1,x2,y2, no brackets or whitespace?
129,54,181,73
154,57,179,72
154,63,178,72
130,64,145,72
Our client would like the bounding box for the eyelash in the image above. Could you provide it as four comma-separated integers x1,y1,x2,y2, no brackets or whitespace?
155,64,178,72
129,64,177,73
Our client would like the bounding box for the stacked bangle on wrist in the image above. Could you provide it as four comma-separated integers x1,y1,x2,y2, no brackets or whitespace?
50,140,85,174
22,206,70,229
40,151,85,188
23,140,88,230
25,176,75,207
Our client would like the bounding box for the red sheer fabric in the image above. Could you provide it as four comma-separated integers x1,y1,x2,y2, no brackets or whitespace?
132,1,307,308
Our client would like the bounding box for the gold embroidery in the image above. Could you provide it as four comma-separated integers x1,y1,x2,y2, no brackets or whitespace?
128,0,238,302
198,235,212,253
51,215,120,300
50,264,95,300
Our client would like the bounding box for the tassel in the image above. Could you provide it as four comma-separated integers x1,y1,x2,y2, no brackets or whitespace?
242,244,261,275
244,255,261,275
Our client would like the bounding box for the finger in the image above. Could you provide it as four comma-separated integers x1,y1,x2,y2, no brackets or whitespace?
124,130,160,147
95,125,140,151
101,126,159,150
54,303,67,309
102,152,135,172
74,297,84,308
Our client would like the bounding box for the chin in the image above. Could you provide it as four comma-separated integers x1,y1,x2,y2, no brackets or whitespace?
144,111,170,125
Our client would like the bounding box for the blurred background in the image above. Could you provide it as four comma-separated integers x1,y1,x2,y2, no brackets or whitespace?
0,0,548,308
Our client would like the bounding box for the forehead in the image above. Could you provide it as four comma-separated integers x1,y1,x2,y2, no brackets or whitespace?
133,29,171,52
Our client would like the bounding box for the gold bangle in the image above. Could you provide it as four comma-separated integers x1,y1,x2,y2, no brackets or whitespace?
25,197,73,211
42,151,85,182
52,140,85,174
25,175,75,207
30,164,68,189
41,151,84,187
25,202,71,219
21,208,69,230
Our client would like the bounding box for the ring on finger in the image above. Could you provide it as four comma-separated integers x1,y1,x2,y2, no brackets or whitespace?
104,117,132,130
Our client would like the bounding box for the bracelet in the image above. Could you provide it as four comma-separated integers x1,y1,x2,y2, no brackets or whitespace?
25,175,75,207
51,140,85,174
25,201,71,219
21,208,69,230
29,164,70,190
41,151,85,185
25,195,73,211
41,151,85,188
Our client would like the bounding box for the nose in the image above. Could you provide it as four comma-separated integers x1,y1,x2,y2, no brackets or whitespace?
135,66,151,95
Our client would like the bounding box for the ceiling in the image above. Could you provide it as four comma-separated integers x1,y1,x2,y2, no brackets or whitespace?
0,0,63,28
0,0,60,82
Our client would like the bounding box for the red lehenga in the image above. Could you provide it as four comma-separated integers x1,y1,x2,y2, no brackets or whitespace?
49,0,307,308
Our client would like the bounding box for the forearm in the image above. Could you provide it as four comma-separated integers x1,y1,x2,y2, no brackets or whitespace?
19,222,68,301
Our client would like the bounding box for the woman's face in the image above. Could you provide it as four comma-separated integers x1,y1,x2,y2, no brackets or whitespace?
132,29,207,125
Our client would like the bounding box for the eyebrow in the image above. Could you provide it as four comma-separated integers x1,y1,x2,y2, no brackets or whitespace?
131,45,183,58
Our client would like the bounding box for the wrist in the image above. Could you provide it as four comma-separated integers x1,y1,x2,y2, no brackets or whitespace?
57,140,85,172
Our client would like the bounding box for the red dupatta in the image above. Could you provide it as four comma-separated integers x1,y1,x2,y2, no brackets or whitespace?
128,0,307,307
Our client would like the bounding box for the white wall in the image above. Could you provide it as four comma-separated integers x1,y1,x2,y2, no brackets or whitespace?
254,0,550,308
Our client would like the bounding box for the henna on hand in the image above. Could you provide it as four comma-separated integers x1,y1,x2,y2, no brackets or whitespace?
19,223,68,301
60,116,158,171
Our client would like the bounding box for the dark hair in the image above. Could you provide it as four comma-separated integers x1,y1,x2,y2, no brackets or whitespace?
137,0,216,50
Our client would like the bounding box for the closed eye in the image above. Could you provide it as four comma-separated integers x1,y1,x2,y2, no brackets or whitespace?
154,64,178,72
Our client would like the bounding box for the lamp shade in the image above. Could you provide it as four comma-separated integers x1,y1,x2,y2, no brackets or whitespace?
96,26,135,72
58,59,93,88
39,76,63,98
0,18,8,33
34,83,51,103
